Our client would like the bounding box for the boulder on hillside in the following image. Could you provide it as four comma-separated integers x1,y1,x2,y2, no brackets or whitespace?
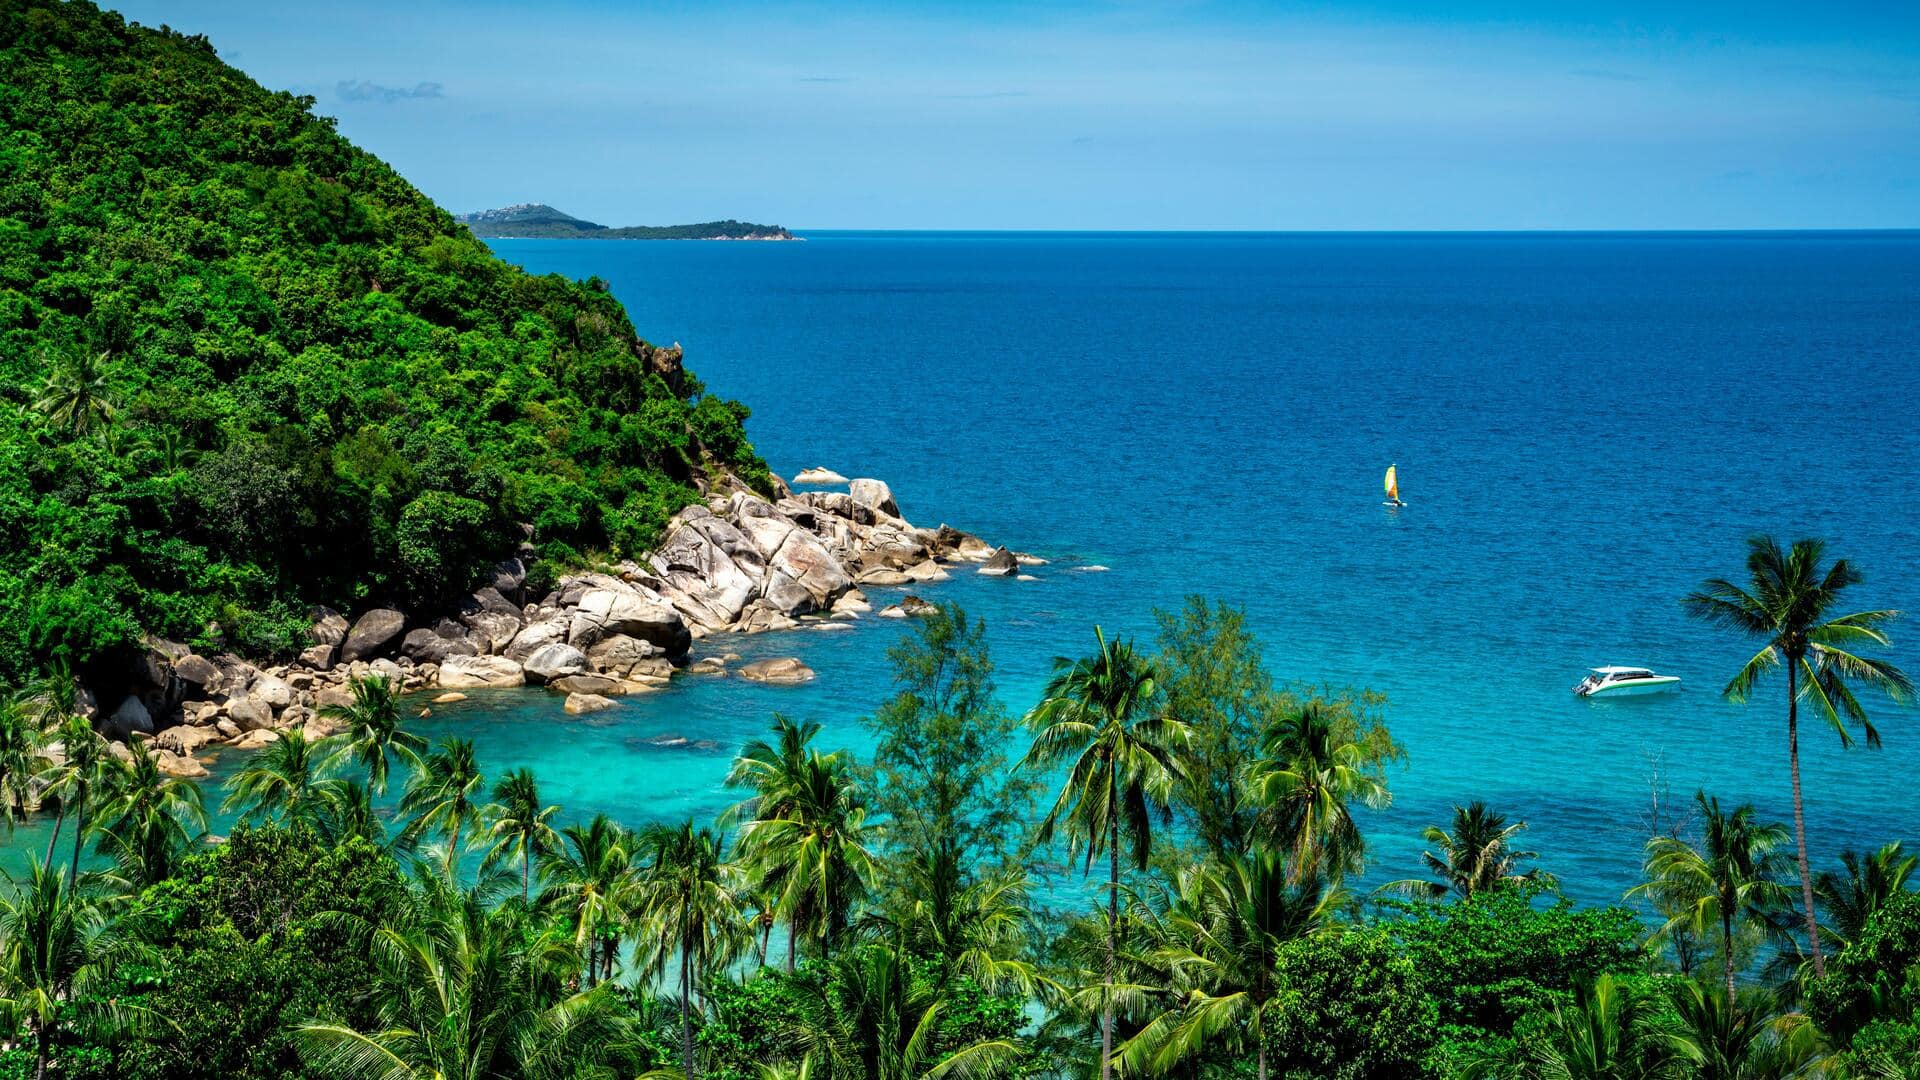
171,653,224,695
652,509,766,632
460,610,523,654
437,655,526,689
848,478,901,518
585,634,661,678
104,696,154,741
567,588,690,656
978,547,1019,577
504,616,570,662
251,675,293,709
309,607,350,645
735,600,800,635
521,643,588,685
298,644,337,671
340,609,406,663
491,557,527,595
401,628,478,665
226,694,274,732
736,657,816,685
468,587,523,618
154,725,221,756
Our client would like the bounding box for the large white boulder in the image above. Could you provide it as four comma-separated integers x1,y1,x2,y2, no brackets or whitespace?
437,655,526,689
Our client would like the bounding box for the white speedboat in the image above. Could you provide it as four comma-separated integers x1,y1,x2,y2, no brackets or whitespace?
1573,666,1681,698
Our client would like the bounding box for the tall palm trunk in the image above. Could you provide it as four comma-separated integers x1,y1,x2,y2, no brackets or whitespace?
522,850,531,903
1257,1042,1266,1080
1786,663,1825,978
68,792,85,887
34,1020,49,1080
1721,910,1735,998
680,946,697,1080
44,805,63,867
447,818,462,881
1102,774,1118,1080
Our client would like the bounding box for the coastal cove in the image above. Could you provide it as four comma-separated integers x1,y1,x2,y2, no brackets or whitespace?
468,229,1920,905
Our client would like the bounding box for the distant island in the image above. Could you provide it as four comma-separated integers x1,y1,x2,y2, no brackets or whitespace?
456,203,795,240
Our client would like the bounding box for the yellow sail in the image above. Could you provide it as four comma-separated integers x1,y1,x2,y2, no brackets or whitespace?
1384,464,1398,501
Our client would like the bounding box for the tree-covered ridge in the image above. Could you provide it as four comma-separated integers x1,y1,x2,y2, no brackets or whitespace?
456,205,795,241
0,0,770,682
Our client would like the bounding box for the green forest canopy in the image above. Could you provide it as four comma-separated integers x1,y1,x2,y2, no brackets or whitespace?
0,0,770,683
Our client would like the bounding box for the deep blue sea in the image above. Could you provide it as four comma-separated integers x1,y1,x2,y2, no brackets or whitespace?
38,232,1920,906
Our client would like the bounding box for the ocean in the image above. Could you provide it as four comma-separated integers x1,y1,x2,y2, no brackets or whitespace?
39,231,1920,906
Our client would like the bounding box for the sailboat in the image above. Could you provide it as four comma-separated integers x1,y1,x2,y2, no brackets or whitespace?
1383,464,1405,507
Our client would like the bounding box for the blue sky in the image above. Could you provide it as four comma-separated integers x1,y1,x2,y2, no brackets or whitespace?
115,0,1920,228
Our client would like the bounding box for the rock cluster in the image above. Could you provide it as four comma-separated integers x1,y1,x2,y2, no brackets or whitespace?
82,476,1019,769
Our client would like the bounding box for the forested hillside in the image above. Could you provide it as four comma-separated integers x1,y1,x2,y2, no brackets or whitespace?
0,0,769,683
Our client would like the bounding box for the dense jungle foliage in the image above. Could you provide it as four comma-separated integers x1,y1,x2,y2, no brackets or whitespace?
0,0,769,684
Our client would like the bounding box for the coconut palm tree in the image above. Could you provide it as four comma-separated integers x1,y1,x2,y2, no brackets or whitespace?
88,741,207,887
538,814,639,986
321,675,424,795
0,692,50,832
1660,980,1825,1080
1387,801,1547,900
1629,792,1793,997
1122,852,1342,1080
634,820,752,1080
0,856,150,1080
37,715,106,886
724,713,824,826
1478,975,1673,1080
399,737,485,880
1019,626,1188,1080
481,768,560,902
791,939,1019,1080
317,777,389,850
875,842,1043,996
1245,704,1393,885
294,875,632,1080
222,728,332,826
1815,841,1916,953
735,749,877,970
32,349,116,435
1685,536,1913,977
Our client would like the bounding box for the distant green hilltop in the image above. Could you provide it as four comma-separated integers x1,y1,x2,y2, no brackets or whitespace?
456,203,795,240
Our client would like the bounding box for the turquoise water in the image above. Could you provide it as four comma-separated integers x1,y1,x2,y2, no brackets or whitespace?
18,232,1920,906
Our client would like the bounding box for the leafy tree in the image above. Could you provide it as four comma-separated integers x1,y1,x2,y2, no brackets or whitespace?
319,676,424,795
1262,927,1438,1079
1153,596,1282,859
1685,536,1913,977
1807,891,1920,1047
1020,626,1188,1080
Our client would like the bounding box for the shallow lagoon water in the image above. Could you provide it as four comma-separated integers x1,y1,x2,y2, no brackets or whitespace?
17,232,1920,907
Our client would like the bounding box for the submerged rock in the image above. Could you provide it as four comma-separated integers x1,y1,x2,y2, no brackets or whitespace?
563,692,619,715
737,657,816,685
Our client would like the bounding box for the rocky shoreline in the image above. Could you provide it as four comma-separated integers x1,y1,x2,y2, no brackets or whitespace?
85,475,1027,780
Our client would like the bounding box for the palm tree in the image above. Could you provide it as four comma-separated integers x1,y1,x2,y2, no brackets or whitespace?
295,875,632,1080
538,814,639,986
791,939,1018,1080
1019,626,1188,1080
88,741,207,887
32,349,116,435
877,842,1043,996
724,713,824,825
0,692,50,832
321,675,424,795
634,820,752,1080
1388,801,1547,900
1123,852,1342,1080
399,737,485,880
481,769,560,902
1815,841,1916,952
735,749,877,970
1685,536,1913,978
1468,975,1672,1080
1245,703,1393,884
317,778,390,850
37,715,105,885
222,728,332,826
0,856,149,1080
1629,792,1793,998
1661,980,1825,1080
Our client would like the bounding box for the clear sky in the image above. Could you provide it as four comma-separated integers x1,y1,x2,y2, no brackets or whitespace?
113,0,1920,229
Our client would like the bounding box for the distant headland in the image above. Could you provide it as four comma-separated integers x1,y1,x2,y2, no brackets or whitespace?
456,203,795,240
